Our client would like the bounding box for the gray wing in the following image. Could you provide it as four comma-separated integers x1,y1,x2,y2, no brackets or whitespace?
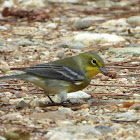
23,63,84,82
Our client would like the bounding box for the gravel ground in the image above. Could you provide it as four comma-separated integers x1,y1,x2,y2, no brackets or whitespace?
0,0,140,140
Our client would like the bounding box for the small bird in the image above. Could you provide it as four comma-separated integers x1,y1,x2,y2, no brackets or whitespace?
0,51,110,103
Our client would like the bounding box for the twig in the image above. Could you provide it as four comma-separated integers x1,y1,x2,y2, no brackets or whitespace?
116,74,140,78
106,66,140,69
107,58,140,66
90,84,140,88
0,83,25,86
0,88,42,94
89,92,134,97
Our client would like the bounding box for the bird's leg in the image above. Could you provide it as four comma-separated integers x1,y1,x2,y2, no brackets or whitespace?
43,91,55,103
47,95,55,103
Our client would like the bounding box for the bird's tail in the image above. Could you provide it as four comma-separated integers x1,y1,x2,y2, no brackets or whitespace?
0,74,24,80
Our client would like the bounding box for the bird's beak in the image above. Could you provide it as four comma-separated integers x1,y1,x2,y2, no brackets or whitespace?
99,67,109,76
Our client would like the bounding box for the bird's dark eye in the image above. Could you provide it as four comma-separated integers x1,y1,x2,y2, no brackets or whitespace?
92,59,96,64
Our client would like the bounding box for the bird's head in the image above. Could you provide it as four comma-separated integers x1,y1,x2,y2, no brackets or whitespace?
79,52,109,78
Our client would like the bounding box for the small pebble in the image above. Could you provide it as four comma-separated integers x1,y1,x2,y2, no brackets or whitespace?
129,104,140,110
107,72,117,79
73,19,91,29
101,75,109,81
17,100,30,108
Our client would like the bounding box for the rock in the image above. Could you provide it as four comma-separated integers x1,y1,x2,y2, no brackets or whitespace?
130,61,140,65
1,113,23,121
71,42,85,49
0,40,5,45
1,0,15,10
108,58,125,62
68,91,91,99
73,19,91,29
46,23,58,29
23,0,46,8
102,18,129,27
108,47,140,57
119,108,128,112
0,97,9,103
0,136,6,140
74,133,86,138
133,27,140,33
88,98,96,105
60,16,69,22
3,128,30,140
17,39,36,46
57,40,85,49
52,125,102,136
95,125,114,133
100,75,109,81
0,65,9,72
45,131,77,140
7,38,12,42
12,26,38,35
58,107,73,116
129,104,140,110
56,50,65,58
56,120,74,126
68,99,86,104
0,26,8,30
128,43,140,47
50,0,79,3
74,33,125,46
125,136,137,140
137,120,140,124
96,0,116,8
17,100,30,108
81,16,105,22
127,16,140,26
111,124,122,130
0,46,8,52
0,110,5,115
15,92,26,98
113,112,140,121
29,97,49,107
28,111,69,121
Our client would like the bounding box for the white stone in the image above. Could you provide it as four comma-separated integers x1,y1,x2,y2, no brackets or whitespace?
73,33,125,46
1,113,23,121
48,0,79,3
115,112,139,119
109,58,125,62
133,26,140,33
102,18,129,27
68,91,91,99
23,0,46,7
58,107,73,115
0,136,6,140
1,0,15,10
7,38,12,42
45,131,77,140
46,23,58,29
82,16,105,21
108,47,140,56
127,16,140,26
53,125,102,136
56,120,74,126
0,26,8,30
